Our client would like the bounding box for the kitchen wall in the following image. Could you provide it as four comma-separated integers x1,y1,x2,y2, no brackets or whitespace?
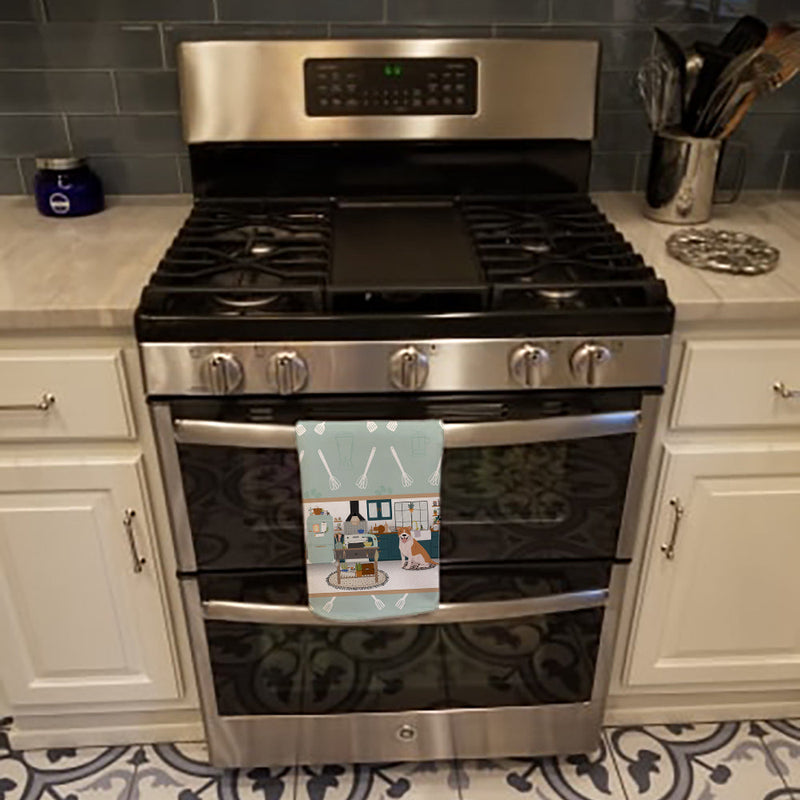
1,0,798,195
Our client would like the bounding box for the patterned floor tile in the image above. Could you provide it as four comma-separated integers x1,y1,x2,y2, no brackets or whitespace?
758,719,800,798
295,761,460,800
456,734,627,799
607,721,789,800
150,742,297,800
14,745,135,800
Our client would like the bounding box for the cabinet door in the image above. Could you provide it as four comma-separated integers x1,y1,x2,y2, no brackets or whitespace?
0,456,180,708
627,443,800,689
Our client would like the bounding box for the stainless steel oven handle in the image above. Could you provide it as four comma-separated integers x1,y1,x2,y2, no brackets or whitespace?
173,411,640,450
201,588,608,627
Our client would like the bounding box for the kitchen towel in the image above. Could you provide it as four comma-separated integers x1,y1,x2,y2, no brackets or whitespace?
296,420,444,621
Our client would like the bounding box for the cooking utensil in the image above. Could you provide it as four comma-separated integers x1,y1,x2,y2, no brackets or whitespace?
395,593,409,610
637,56,677,130
322,596,336,613
356,446,376,490
298,449,304,464
371,594,385,610
314,422,326,434
386,421,398,431
684,46,704,118
684,42,734,135
654,28,686,125
296,423,306,436
390,445,414,487
318,448,341,490
428,454,442,486
719,15,768,55
366,421,377,432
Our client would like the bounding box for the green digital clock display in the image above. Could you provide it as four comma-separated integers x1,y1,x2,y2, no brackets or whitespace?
383,63,403,77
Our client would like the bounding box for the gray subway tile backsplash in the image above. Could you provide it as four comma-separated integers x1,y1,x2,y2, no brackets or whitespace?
44,0,214,22
162,23,329,67
0,3,795,193
1,0,41,22
0,71,115,113
0,23,162,68
218,0,383,22
0,116,69,156
67,114,183,155
0,159,23,194
387,0,548,23
115,71,180,112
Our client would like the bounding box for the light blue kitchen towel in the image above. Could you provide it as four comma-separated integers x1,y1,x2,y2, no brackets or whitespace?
296,419,444,621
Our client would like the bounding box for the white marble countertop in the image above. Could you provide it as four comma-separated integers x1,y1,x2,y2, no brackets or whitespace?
0,195,191,330
1,192,799,331
596,192,800,325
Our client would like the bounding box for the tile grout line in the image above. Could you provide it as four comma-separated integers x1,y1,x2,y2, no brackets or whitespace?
382,0,388,23
37,0,47,22
175,155,184,193
15,156,26,194
158,22,168,70
757,722,794,797
602,729,633,800
777,151,790,192
61,112,73,153
211,0,219,22
109,70,121,114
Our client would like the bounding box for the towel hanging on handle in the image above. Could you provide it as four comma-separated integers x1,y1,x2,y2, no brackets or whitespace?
296,420,443,621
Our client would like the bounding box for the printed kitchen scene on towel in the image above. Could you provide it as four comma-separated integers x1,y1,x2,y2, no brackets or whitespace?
296,420,444,621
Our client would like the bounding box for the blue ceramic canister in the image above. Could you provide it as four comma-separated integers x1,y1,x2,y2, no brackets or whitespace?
34,156,104,218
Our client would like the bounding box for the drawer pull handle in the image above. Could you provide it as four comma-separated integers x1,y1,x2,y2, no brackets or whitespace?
123,509,147,573
773,381,800,400
661,497,684,560
0,393,55,413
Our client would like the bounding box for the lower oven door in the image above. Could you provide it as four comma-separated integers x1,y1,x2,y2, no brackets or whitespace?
181,562,626,766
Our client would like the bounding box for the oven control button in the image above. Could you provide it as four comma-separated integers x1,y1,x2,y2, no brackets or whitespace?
509,343,551,388
397,724,417,742
570,342,613,386
204,352,244,394
268,351,309,395
389,346,429,391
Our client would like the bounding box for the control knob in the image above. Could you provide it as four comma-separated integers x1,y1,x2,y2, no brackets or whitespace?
268,351,309,395
204,352,244,395
570,343,612,386
509,343,550,388
389,346,429,391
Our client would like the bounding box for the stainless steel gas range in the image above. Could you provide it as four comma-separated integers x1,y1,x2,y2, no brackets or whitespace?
137,38,674,767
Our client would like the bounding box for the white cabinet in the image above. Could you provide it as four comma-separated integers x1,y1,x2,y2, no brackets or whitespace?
627,443,800,689
0,455,180,708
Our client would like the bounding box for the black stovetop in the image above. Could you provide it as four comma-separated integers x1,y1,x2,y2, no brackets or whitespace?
135,194,672,342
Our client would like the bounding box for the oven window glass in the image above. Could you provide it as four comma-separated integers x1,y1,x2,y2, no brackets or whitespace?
177,431,634,570
205,607,602,716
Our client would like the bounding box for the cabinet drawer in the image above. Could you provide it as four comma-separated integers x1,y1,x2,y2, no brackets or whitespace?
672,340,800,430
0,350,135,440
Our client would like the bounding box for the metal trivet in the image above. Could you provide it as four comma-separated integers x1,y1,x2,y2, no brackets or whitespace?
666,228,780,275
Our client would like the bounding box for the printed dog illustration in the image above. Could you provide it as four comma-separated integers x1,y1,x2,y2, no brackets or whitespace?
397,526,437,569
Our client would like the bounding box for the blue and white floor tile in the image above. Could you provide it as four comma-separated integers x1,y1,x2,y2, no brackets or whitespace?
295,761,461,800
4,721,800,799
606,721,790,800
456,733,627,800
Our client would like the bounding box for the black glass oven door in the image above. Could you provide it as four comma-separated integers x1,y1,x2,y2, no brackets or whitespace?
190,561,617,717
159,392,645,572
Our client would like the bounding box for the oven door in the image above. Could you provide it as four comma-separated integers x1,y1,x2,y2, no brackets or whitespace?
180,562,626,766
153,391,658,573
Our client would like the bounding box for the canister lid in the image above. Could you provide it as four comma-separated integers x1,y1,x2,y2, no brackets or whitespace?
35,155,85,170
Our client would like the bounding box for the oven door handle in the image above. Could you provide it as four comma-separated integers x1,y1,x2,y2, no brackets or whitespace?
201,588,608,627
173,411,640,450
